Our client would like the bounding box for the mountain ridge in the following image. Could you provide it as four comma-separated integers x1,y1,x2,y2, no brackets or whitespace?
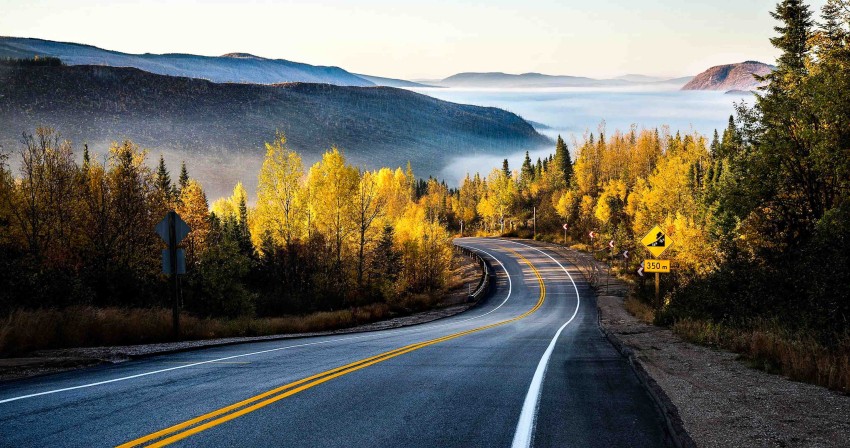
0,36,420,88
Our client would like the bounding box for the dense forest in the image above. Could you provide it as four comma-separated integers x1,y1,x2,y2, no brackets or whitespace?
438,0,849,390
0,127,461,351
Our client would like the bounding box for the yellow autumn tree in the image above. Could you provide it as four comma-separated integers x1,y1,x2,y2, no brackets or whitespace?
255,133,305,248
176,179,210,267
374,167,412,223
394,202,452,292
354,169,385,287
211,182,248,221
306,147,359,268
477,168,515,234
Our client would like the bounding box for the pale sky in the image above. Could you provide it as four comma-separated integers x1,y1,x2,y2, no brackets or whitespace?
0,0,829,79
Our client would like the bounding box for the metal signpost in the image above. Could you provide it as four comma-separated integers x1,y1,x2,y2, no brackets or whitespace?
640,225,674,306
606,240,615,294
156,210,191,339
562,223,568,245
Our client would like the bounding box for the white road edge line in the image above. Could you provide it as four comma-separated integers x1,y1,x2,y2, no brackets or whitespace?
0,241,511,405
502,239,582,448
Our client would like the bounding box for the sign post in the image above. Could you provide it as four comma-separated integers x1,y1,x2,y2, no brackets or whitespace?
156,211,191,339
640,225,674,307
562,223,568,245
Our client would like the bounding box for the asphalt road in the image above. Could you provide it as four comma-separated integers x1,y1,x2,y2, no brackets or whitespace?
0,238,671,447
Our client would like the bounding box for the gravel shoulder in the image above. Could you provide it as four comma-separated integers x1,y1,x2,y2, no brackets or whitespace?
0,250,486,383
529,240,850,448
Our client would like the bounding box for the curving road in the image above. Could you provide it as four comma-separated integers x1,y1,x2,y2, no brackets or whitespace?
0,238,670,447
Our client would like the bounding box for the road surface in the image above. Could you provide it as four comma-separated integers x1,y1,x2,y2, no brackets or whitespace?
0,238,670,447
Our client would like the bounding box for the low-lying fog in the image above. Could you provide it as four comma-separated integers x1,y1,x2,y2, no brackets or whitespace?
39,87,752,202
412,86,752,185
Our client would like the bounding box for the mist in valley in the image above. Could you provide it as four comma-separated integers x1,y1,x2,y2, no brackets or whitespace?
427,86,752,185
6,86,751,201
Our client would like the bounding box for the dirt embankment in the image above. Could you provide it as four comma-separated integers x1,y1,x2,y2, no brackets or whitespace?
531,241,850,448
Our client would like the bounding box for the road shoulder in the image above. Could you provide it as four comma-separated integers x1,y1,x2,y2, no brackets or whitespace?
532,240,850,448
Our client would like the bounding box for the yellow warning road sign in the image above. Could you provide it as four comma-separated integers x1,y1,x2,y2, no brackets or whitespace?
641,225,673,258
643,259,670,273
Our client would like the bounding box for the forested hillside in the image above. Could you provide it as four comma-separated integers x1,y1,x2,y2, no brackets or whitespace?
0,63,549,197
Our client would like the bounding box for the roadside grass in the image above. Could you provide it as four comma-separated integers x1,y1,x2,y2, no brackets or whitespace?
0,304,392,357
623,296,655,324
620,294,850,393
0,251,484,358
670,319,850,393
554,238,850,394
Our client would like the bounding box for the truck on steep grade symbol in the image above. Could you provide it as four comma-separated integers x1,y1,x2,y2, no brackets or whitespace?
646,232,665,247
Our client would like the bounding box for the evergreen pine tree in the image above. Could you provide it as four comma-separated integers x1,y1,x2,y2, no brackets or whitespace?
82,144,90,171
720,116,739,157
520,151,535,182
237,193,253,257
372,224,401,285
553,135,574,186
178,161,190,192
820,0,846,49
770,0,813,76
710,130,721,155
156,155,173,202
502,159,511,178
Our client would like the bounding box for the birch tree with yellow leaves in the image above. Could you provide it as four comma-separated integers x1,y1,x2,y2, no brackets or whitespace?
306,147,359,271
255,133,305,248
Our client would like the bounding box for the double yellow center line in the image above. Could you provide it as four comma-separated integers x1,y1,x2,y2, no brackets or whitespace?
119,248,546,447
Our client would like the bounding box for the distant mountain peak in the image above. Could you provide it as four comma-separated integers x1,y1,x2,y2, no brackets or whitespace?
221,52,265,59
682,61,775,91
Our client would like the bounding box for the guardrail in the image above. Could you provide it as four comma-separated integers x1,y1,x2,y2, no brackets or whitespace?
454,245,492,302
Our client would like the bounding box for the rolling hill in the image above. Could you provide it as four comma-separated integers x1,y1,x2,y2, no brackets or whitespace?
681,61,775,91
434,71,693,88
0,63,550,198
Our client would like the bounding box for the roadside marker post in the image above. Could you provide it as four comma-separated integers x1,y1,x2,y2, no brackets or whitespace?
562,223,568,245
533,207,536,239
156,210,191,339
640,225,674,307
605,240,614,294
